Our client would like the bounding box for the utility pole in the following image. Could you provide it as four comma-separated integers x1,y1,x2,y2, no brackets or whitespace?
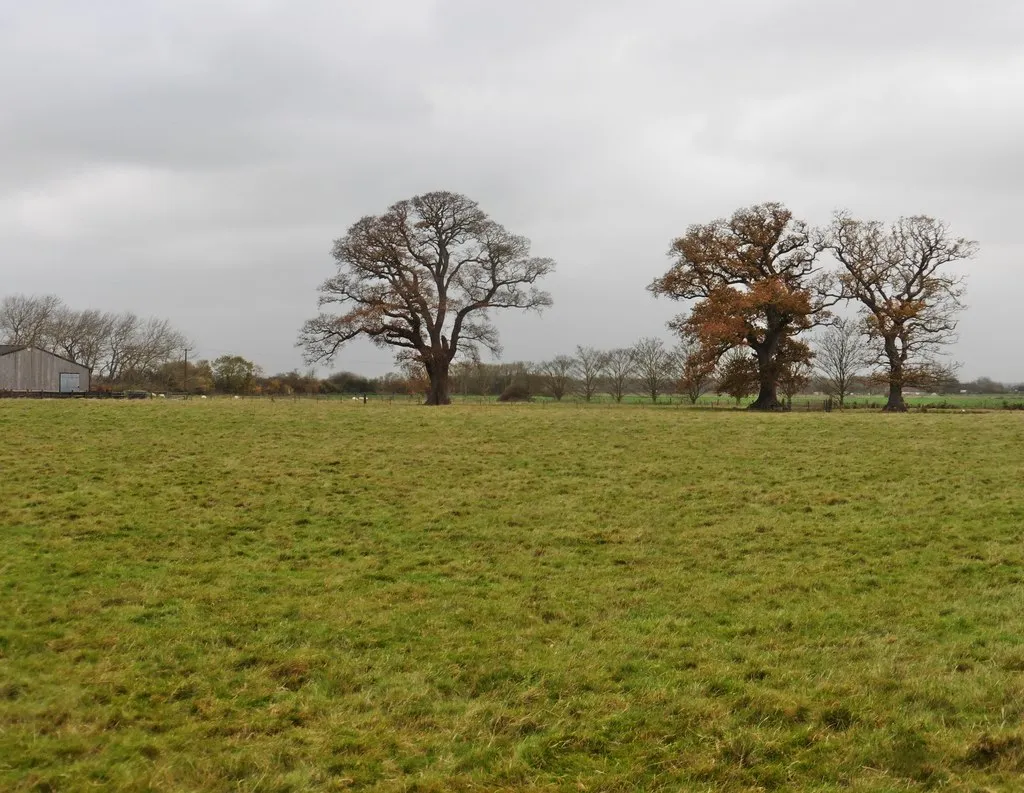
183,348,188,397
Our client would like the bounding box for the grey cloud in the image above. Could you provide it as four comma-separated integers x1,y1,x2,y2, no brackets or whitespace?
1,0,1021,380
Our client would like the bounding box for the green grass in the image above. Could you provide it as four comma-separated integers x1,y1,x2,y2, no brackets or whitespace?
2,401,1024,792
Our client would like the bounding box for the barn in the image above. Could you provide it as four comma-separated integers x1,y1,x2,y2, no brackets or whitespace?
0,345,91,394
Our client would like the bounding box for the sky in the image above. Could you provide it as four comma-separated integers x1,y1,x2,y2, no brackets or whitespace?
2,0,1022,380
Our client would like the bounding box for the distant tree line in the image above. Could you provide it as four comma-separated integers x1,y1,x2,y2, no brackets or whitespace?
313,343,1018,405
4,196,1013,408
96,344,1024,401
0,294,188,387
3,288,1014,401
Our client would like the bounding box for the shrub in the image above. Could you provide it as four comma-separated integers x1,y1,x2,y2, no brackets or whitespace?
498,383,532,402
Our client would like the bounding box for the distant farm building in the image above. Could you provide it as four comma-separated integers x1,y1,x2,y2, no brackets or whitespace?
0,345,91,393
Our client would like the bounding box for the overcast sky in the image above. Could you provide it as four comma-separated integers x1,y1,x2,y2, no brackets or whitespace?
2,0,1022,380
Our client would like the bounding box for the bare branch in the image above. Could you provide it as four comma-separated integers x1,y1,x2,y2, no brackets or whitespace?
299,191,555,405
631,337,674,404
821,213,977,411
813,317,871,407
604,348,636,403
538,356,574,401
573,346,609,402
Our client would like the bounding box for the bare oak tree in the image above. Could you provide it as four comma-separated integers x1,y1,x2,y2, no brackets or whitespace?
604,348,635,403
0,294,62,346
632,337,674,404
675,339,717,405
48,307,114,371
102,312,142,382
814,316,870,407
778,359,812,409
573,346,608,402
299,191,555,405
128,317,190,376
99,313,187,384
822,214,977,411
650,203,835,410
539,356,574,401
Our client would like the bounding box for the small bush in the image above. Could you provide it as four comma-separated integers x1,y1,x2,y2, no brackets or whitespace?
498,383,532,402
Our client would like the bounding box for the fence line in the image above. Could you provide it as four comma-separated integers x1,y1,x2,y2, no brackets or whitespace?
3,389,1021,411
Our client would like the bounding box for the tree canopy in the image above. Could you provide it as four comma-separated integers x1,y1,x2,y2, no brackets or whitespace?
650,203,834,410
300,191,554,405
822,214,977,411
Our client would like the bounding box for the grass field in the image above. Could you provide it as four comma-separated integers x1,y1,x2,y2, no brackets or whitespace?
2,401,1024,792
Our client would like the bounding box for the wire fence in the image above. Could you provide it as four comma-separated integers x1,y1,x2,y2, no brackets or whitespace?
228,393,1024,411
3,390,1023,411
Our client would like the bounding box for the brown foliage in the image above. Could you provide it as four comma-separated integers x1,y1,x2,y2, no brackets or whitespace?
716,349,758,405
651,203,834,410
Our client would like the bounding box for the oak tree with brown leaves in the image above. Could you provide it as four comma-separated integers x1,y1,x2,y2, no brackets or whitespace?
822,214,977,412
299,191,555,405
650,203,834,410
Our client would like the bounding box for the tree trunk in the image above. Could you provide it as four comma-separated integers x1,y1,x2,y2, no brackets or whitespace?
882,381,907,412
424,363,451,406
748,340,783,411
882,345,907,412
748,378,783,411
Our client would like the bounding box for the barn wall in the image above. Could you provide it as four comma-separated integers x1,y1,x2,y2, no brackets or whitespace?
0,348,91,392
